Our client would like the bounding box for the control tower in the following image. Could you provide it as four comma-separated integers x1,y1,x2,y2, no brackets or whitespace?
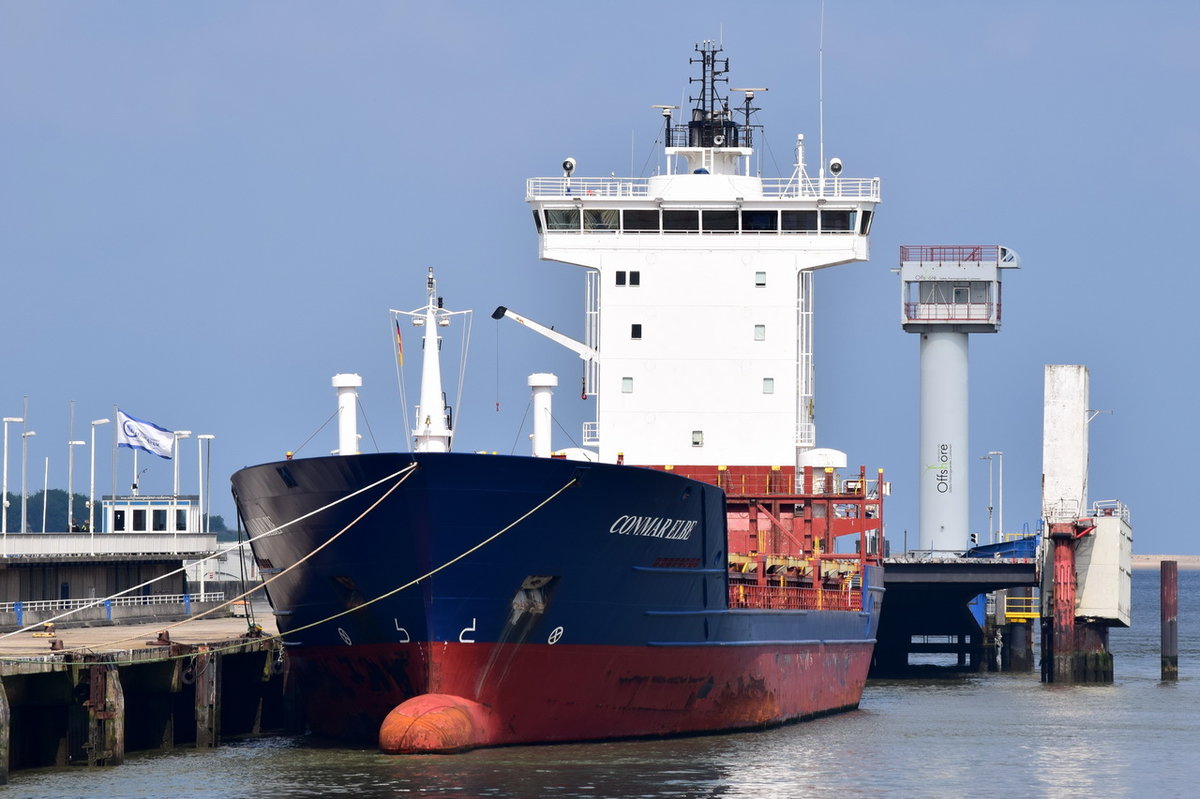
900,245,1020,552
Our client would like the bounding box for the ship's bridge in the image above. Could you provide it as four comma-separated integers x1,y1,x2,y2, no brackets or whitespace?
528,173,880,239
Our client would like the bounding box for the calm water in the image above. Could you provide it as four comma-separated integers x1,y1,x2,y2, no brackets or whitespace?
9,568,1198,798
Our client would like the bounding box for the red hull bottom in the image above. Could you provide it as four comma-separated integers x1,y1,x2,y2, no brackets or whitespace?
292,641,875,751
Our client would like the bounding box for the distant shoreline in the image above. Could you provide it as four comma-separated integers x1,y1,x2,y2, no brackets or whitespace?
1131,554,1200,569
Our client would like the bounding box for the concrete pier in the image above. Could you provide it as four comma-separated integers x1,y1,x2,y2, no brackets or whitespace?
0,610,282,782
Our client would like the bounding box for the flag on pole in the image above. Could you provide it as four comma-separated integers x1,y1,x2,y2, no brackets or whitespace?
116,410,174,459
395,318,404,365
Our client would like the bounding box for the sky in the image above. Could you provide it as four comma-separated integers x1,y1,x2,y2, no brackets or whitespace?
2,1,1197,553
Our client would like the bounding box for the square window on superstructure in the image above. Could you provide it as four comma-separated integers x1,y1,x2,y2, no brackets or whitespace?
623,209,660,232
631,323,642,339
583,209,619,230
176,509,188,532
113,510,125,532
153,509,167,532
702,210,738,232
132,509,146,531
821,209,856,232
754,324,766,341
629,271,641,286
663,210,699,232
622,377,634,393
755,271,767,287
782,210,818,232
763,378,775,394
692,431,704,447
742,210,778,232
545,209,580,231
616,271,627,286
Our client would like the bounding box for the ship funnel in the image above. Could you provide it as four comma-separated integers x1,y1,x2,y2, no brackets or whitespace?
332,373,362,455
528,373,558,458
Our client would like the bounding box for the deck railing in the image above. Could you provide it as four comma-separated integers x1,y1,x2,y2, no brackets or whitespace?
728,582,862,612
527,176,881,201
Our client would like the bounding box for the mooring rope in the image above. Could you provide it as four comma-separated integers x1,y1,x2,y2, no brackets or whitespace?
1,473,577,666
0,462,419,644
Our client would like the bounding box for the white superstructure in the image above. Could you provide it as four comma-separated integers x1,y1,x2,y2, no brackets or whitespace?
524,42,881,470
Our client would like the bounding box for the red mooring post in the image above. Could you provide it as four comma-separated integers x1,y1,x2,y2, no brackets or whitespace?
1161,560,1178,681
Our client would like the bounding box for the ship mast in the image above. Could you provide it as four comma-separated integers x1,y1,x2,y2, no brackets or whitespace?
393,268,471,454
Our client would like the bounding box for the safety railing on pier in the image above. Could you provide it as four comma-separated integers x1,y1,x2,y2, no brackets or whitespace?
526,176,881,201
1004,594,1040,621
0,592,226,614
0,533,219,558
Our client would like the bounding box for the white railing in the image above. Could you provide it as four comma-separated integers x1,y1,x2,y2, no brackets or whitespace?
527,176,881,201
582,422,600,446
0,592,225,613
0,533,219,558
904,302,997,323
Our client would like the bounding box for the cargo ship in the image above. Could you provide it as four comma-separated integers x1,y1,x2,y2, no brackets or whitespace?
231,41,886,753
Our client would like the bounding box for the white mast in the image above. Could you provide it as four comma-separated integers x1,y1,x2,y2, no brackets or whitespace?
393,268,472,454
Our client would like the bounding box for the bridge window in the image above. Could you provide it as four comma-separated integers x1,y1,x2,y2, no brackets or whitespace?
703,210,738,232
623,209,660,232
663,210,699,232
545,209,580,231
583,209,619,230
822,209,856,232
531,210,543,234
781,210,818,232
860,210,873,234
742,210,778,232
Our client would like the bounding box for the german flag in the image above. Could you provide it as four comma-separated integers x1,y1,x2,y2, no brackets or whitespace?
395,318,404,365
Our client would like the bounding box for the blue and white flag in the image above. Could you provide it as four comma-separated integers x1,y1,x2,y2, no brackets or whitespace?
117,410,175,459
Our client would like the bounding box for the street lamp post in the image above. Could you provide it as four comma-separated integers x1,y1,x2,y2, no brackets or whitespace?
172,430,192,500
2,416,23,537
89,418,111,537
980,453,994,544
67,439,86,531
196,434,215,534
987,450,1004,542
21,430,36,532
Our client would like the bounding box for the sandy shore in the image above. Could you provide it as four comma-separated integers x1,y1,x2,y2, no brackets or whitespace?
1131,554,1200,569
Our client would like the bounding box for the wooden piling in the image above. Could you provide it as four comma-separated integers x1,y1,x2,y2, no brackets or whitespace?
1161,560,1178,681
193,651,221,748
